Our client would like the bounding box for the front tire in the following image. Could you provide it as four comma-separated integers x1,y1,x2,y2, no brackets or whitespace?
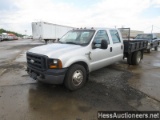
64,64,87,91
132,51,142,65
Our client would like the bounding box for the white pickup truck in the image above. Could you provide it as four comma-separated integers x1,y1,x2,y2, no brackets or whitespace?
26,28,148,90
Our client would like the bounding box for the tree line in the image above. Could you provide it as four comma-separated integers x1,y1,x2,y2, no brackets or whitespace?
0,28,24,37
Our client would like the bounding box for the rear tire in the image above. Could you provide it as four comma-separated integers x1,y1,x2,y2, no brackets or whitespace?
64,64,87,91
132,51,142,65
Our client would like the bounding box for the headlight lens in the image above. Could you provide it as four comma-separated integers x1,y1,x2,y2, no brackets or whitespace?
148,42,150,45
53,60,58,64
48,59,62,69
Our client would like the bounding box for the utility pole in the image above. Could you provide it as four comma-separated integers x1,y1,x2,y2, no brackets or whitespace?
151,25,153,33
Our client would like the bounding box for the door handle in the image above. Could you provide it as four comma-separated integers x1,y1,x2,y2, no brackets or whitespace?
110,47,112,52
121,45,123,49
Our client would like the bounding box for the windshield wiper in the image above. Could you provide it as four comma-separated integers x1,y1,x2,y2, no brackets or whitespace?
65,42,79,45
58,41,64,44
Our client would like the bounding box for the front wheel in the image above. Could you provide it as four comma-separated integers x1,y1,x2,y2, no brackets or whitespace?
64,64,87,91
132,51,142,65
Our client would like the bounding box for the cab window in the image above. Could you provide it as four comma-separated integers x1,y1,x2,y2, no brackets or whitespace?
93,30,110,44
110,30,121,43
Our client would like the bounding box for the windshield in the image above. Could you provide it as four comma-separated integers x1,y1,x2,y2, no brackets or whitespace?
59,30,95,45
135,34,152,40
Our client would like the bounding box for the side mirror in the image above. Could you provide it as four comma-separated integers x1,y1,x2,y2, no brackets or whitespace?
92,39,108,49
101,40,108,49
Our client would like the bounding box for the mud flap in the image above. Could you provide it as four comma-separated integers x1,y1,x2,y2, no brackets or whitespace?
127,53,133,65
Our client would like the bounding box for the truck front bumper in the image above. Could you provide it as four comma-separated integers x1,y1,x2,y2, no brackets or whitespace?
27,67,68,84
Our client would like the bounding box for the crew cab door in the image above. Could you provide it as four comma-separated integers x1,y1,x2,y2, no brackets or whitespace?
90,30,113,71
108,29,123,62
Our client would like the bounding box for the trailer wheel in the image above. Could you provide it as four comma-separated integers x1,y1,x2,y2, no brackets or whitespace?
132,51,142,65
44,39,48,44
64,64,87,91
155,46,158,51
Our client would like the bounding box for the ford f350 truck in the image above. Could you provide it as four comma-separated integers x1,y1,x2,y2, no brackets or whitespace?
26,28,148,90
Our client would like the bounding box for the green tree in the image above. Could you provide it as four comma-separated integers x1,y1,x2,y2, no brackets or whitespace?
0,28,24,37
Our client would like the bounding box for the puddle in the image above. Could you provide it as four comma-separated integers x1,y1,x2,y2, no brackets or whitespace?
152,63,160,67
128,96,160,111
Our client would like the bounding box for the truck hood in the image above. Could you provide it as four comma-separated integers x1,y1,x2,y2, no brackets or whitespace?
28,43,82,58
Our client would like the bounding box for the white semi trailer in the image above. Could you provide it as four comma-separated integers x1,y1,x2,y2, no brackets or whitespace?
32,22,74,43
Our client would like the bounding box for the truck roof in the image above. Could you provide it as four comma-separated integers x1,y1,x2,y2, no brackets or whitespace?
73,27,118,31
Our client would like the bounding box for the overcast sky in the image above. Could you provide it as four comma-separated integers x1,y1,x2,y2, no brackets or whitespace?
0,0,160,35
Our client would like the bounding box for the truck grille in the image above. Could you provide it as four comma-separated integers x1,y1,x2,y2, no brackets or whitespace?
27,52,47,71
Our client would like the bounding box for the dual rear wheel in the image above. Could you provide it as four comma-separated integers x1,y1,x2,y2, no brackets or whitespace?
127,51,142,65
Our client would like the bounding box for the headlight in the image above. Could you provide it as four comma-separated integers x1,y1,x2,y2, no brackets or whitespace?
148,43,150,45
48,59,62,69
